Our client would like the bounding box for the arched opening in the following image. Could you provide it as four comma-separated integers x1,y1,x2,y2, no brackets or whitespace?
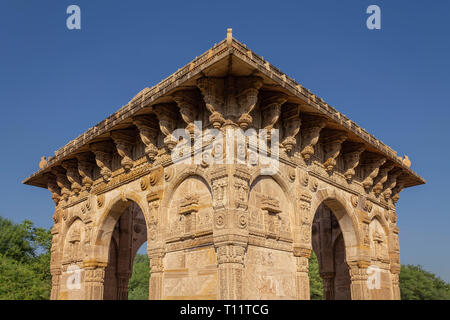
102,200,148,300
311,202,351,300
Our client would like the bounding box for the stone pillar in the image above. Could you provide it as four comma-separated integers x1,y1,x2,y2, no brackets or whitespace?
294,247,310,300
50,269,61,300
148,249,164,300
83,262,107,300
216,244,246,300
321,272,335,300
349,261,371,300
117,272,131,300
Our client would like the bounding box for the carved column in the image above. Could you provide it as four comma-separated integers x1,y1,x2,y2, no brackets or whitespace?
90,141,114,182
148,249,164,300
321,130,347,173
348,261,371,300
281,103,301,153
216,244,246,300
83,261,107,300
153,104,178,151
294,248,311,300
61,159,82,196
76,152,95,193
342,142,365,182
387,210,401,300
111,129,135,172
300,114,327,161
173,90,198,140
133,115,159,163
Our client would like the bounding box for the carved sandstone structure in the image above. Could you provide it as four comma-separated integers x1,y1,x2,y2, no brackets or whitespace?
23,30,424,300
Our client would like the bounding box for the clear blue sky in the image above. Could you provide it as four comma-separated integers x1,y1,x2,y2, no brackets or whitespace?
1,1,449,280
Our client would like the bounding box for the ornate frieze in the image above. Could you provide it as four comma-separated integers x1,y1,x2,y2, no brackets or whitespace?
133,115,159,163
300,114,327,161
110,129,136,172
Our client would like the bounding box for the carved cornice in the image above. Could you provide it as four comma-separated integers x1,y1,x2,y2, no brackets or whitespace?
133,115,159,163
300,114,327,161
61,159,82,196
90,141,114,182
110,129,136,172
321,130,348,173
342,142,365,182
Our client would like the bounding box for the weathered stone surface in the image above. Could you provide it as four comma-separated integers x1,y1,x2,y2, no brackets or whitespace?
23,30,424,300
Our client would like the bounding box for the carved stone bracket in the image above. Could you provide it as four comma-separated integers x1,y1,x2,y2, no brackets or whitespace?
76,153,95,192
235,76,264,129
45,173,61,205
372,162,396,197
133,115,159,163
342,142,365,182
110,129,136,172
260,92,288,143
281,103,301,153
52,166,71,202
360,153,386,192
300,114,327,161
197,77,225,129
383,168,402,201
90,141,114,182
61,159,82,196
172,90,199,139
153,104,178,151
391,175,406,204
321,130,347,172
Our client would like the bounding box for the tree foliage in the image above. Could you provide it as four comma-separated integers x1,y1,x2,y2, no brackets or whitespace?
399,264,450,300
128,254,150,300
309,251,324,300
0,216,52,300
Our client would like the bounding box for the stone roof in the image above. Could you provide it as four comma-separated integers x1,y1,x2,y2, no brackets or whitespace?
23,31,425,188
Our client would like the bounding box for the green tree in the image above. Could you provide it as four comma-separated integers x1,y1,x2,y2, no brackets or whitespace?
400,264,450,300
128,254,150,300
309,251,323,300
0,216,52,300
